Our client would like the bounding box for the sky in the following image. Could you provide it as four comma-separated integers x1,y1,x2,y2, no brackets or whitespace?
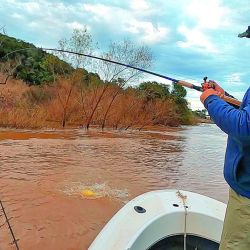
0,0,250,109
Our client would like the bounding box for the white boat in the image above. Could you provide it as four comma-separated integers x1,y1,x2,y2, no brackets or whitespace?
89,189,226,250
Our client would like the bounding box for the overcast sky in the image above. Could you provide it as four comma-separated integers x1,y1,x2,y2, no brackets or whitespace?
0,0,250,109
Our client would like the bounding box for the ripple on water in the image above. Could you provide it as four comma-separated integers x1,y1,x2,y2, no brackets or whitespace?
0,125,229,249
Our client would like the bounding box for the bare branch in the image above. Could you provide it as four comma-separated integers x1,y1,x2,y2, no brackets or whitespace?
92,39,153,85
0,57,21,84
57,28,97,69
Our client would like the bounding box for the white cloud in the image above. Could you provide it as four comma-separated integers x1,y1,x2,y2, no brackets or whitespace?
5,0,18,3
28,21,39,28
125,19,169,43
225,73,244,85
82,3,169,44
23,2,40,13
83,3,118,22
0,0,91,46
1,0,250,101
177,0,231,53
177,25,217,53
186,88,204,110
66,22,89,31
186,0,230,29
130,0,150,11
10,12,24,19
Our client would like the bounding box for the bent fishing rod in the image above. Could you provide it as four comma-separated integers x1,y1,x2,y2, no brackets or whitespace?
43,48,241,107
2,47,241,107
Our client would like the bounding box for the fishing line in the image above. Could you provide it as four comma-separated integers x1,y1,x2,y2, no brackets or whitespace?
0,200,19,250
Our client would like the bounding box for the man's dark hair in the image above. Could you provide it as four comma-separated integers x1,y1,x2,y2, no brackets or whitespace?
238,26,250,38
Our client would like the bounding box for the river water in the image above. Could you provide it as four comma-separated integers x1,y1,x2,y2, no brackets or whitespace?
0,124,228,250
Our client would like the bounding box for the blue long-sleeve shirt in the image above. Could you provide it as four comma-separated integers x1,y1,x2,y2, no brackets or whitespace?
204,87,250,198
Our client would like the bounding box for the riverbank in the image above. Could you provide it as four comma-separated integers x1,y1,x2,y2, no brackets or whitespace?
196,118,214,124
0,74,197,130
0,125,181,141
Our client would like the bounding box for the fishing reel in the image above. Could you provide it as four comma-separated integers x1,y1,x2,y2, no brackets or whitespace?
201,77,216,91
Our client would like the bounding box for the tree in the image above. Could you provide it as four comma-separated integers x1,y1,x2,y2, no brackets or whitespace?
110,87,137,129
171,83,187,99
0,57,21,84
95,39,152,83
0,25,6,48
171,83,194,124
58,28,96,68
42,54,73,83
75,71,103,127
56,70,85,127
100,78,124,130
193,109,207,119
88,39,153,130
0,33,73,85
138,81,170,101
0,29,21,84
56,28,101,129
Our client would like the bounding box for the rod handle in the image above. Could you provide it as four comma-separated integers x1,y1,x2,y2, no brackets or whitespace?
177,80,194,89
177,80,241,108
222,96,241,107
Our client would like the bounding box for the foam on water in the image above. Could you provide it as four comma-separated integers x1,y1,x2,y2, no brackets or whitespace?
62,182,129,201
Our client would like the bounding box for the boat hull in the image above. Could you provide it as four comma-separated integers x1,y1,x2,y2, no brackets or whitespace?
89,190,226,250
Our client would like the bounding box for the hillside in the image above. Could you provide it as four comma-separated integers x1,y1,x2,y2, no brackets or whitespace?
0,33,72,84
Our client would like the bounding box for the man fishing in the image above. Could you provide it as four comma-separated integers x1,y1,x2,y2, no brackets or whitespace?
200,26,250,250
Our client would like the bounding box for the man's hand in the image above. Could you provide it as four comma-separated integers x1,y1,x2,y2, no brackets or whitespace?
200,89,219,104
209,80,225,94
200,80,225,104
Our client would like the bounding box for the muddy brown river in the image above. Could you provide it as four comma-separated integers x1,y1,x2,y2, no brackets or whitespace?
0,124,228,250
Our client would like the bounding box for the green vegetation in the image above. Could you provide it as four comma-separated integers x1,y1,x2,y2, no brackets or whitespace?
137,81,194,125
193,109,208,119
138,81,170,101
0,33,72,84
170,84,193,124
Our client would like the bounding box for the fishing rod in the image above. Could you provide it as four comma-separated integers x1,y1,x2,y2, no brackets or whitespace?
0,200,19,250
42,48,241,108
1,47,241,107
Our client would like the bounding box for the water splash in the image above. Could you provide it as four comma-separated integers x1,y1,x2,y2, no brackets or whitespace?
62,182,129,201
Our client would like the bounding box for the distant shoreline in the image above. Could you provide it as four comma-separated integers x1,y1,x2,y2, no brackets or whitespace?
196,118,214,124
